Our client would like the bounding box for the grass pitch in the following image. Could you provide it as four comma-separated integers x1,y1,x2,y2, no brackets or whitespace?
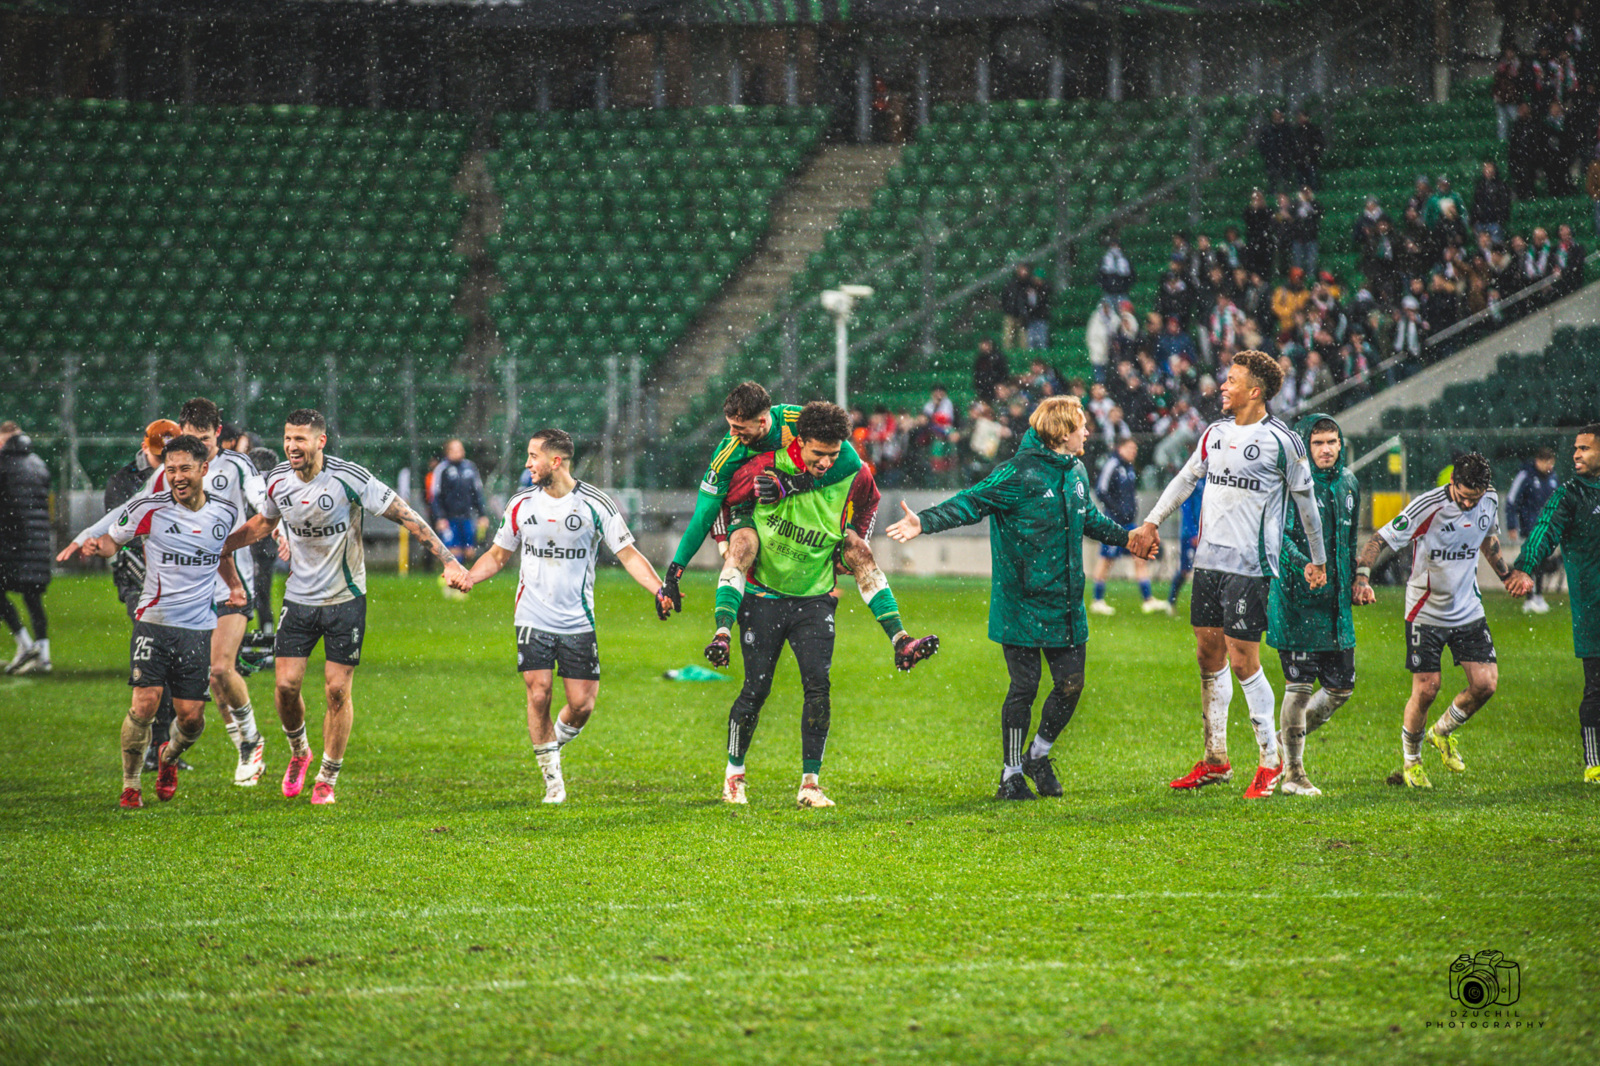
1,570,1596,1065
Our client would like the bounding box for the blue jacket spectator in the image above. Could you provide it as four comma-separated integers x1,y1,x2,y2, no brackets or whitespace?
1506,451,1559,535
1096,440,1141,526
430,445,485,520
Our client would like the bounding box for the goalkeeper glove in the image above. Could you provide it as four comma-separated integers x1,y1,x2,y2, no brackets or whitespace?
754,467,815,505
654,585,676,621
662,562,684,613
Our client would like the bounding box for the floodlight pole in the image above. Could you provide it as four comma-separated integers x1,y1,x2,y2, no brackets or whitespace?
821,285,873,411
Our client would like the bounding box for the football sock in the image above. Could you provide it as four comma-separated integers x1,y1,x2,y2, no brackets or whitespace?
121,711,153,790
1093,581,1106,602
1200,668,1233,763
222,710,243,752
1305,687,1351,735
727,708,757,767
232,701,262,746
34,638,49,662
1585,726,1599,768
554,717,582,748
533,742,561,785
315,754,342,788
713,568,746,632
1402,726,1423,764
1280,683,1313,768
856,568,905,642
1431,699,1472,738
1027,734,1054,760
725,759,744,776
801,771,821,788
1239,668,1279,766
1168,571,1188,605
11,626,32,649
165,715,205,762
1139,580,1152,601
283,722,310,756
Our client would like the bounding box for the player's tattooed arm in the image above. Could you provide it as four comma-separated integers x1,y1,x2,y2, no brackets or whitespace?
382,497,471,588
1351,532,1393,605
1481,533,1514,585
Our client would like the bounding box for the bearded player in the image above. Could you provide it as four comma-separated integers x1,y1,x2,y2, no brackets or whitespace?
661,382,936,674
1356,452,1513,788
1128,350,1328,799
463,429,674,804
224,409,470,804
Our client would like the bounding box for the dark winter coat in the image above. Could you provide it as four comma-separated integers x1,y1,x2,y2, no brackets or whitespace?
0,433,53,590
1471,175,1513,229
916,429,1128,648
1257,119,1294,170
1266,412,1359,653
104,450,156,614
1514,471,1600,658
1506,460,1560,534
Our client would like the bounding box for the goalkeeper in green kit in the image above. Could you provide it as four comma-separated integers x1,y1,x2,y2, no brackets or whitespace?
715,402,898,808
661,382,937,673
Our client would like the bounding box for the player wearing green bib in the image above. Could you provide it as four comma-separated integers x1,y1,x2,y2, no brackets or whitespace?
716,402,882,808
662,382,936,673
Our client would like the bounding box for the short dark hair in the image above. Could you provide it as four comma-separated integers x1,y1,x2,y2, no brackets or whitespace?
1309,418,1340,437
723,382,771,421
285,409,326,432
248,446,277,475
1452,452,1494,491
219,423,242,445
1233,350,1283,401
178,397,221,431
795,401,851,445
1535,446,1556,461
529,428,574,460
1579,424,1600,441
164,433,209,465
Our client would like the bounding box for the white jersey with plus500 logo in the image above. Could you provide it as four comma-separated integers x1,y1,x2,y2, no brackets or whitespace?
493,481,635,636
107,491,242,630
1377,485,1500,628
1145,415,1326,578
78,448,266,601
261,457,397,607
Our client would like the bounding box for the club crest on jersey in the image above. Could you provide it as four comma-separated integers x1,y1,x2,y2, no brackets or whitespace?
1076,482,1086,498
1243,443,1261,461
212,474,227,490
317,494,335,511
212,524,229,540
1346,492,1355,512
1477,514,1490,529
565,514,583,531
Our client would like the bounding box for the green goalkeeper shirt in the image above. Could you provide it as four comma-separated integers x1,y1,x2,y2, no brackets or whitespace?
671,404,863,569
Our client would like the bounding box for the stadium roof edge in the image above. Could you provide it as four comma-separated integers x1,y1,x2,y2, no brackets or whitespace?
9,0,1318,26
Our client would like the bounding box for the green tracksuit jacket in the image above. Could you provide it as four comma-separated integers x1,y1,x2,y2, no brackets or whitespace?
1513,472,1600,658
1267,412,1360,653
916,429,1128,648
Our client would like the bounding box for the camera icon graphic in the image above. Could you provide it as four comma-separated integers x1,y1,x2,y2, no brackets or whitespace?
1448,950,1521,1007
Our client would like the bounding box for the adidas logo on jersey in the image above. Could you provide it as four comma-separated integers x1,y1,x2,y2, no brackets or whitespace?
1043,489,1055,498
166,523,183,533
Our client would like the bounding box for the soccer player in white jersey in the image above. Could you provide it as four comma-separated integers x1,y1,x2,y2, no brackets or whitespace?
463,429,674,803
1129,350,1328,799
59,398,272,786
1354,452,1514,788
62,435,247,808
224,409,470,804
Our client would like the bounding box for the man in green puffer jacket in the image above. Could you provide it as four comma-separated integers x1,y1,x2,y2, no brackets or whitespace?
1266,412,1364,796
888,397,1153,800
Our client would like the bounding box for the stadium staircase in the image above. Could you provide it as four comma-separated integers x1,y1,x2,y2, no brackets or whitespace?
651,143,901,429
483,105,828,442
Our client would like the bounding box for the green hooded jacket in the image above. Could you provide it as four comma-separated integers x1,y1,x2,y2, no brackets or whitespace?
916,429,1128,648
1513,471,1600,658
1266,411,1361,652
